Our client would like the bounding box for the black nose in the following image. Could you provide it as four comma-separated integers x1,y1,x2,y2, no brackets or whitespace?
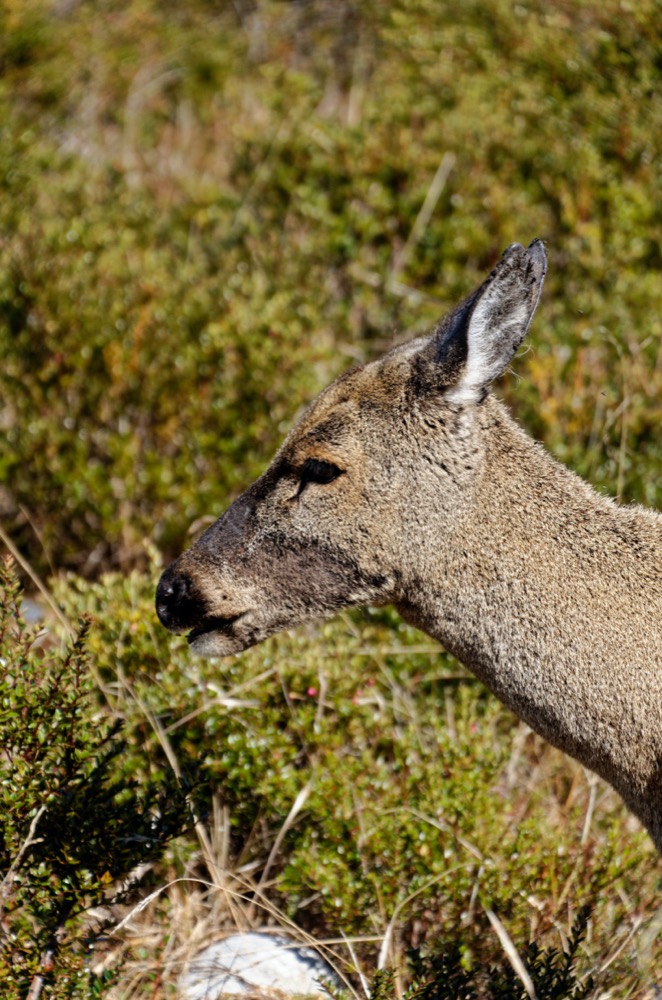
156,563,204,633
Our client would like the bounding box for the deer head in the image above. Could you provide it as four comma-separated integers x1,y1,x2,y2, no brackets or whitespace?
156,240,546,657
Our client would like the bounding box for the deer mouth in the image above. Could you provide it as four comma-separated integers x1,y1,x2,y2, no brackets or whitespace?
187,613,244,646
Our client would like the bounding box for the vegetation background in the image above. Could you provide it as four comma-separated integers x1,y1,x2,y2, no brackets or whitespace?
0,0,661,996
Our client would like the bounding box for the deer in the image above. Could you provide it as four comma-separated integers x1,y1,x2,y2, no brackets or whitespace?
156,240,662,850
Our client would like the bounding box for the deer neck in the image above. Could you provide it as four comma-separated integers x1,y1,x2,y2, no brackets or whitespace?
395,397,662,818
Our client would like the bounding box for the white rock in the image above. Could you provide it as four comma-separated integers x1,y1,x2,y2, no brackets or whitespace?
179,931,341,1000
21,598,44,624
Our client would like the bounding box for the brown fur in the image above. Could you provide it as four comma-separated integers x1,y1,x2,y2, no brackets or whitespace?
157,242,662,849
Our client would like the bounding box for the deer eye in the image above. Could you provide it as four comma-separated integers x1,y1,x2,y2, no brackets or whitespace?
301,458,342,485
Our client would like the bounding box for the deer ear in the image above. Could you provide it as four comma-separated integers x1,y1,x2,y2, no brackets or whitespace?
433,240,547,405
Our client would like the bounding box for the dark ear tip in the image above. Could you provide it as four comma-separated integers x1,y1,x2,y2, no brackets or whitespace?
498,241,547,283
502,242,525,259
526,238,547,280
502,239,546,260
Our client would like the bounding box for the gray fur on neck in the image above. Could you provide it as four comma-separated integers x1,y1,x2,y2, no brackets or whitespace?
396,395,662,845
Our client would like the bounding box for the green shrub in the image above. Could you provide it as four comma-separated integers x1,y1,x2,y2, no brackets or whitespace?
0,558,193,998
0,0,661,574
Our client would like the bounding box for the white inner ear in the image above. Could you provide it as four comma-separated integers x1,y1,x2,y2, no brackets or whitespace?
445,293,530,406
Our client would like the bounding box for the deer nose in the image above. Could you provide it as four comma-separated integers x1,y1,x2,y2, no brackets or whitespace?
156,564,203,634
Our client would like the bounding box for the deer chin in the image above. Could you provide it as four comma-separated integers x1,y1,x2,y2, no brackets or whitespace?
186,603,342,658
187,613,254,657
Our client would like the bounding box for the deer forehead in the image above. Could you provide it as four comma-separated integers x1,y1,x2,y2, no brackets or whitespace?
282,346,422,462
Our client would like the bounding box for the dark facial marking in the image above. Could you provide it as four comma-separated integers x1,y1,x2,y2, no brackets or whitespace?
253,532,387,611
